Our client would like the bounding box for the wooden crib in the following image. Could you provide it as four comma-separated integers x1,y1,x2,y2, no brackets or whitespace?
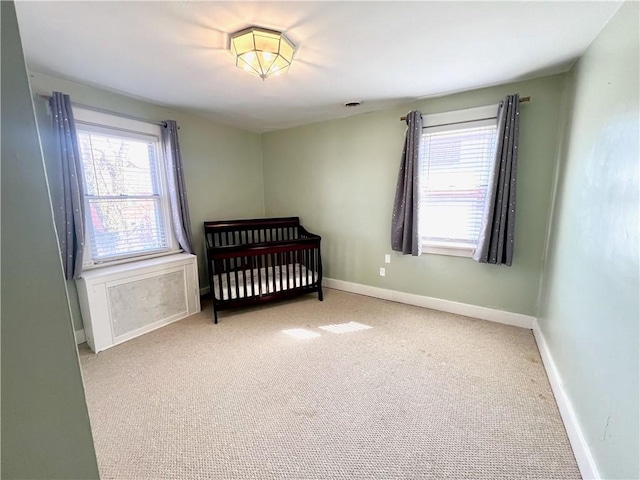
204,217,323,323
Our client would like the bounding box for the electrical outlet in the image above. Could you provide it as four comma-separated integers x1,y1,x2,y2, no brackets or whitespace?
384,254,391,264
379,267,386,277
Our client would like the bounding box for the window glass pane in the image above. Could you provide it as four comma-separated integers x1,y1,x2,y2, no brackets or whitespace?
86,198,168,260
420,124,497,247
77,127,169,262
77,132,159,196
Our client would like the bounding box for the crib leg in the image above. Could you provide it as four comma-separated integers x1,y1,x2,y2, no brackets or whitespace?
318,287,324,302
213,306,218,324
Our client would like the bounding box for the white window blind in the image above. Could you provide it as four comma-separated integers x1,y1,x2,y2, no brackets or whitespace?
419,117,498,250
77,128,170,262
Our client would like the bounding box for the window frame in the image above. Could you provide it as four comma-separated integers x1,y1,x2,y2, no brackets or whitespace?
419,104,499,258
73,108,179,268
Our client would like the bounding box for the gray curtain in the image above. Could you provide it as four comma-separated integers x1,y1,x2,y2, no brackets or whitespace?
473,94,520,265
161,120,194,254
49,92,85,280
391,110,422,256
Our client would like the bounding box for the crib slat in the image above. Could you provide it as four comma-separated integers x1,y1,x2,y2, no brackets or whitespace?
298,249,303,288
270,253,276,294
265,253,270,295
305,248,310,287
274,253,279,294
297,249,301,287
257,255,263,296
300,246,307,287
250,257,255,297
242,259,247,297
216,259,223,302
312,248,316,285
234,261,240,300
224,259,230,301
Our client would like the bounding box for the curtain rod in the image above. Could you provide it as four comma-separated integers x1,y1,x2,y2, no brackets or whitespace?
400,96,530,122
36,93,179,129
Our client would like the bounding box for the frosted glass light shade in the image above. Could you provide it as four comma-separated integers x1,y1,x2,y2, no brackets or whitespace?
230,27,295,80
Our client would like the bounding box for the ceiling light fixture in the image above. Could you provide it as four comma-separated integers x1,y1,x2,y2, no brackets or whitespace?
230,26,295,80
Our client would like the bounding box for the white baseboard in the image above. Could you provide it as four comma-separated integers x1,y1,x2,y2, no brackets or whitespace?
200,285,210,296
533,319,599,479
74,329,86,345
323,278,535,329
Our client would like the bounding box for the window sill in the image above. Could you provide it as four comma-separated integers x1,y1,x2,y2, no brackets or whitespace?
82,249,183,271
422,243,474,258
77,252,197,284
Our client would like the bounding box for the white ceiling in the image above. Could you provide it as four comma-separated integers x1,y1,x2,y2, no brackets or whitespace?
16,1,621,133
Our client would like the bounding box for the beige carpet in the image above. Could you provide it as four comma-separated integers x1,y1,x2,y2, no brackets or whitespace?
79,288,580,479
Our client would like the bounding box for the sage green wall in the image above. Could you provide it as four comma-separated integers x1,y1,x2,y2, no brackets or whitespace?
537,2,639,478
30,72,265,330
262,75,565,316
1,2,99,478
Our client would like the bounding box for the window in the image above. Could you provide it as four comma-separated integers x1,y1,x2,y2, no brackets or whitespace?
419,105,498,257
74,109,177,266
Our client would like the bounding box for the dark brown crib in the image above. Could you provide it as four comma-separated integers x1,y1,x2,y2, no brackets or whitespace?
204,217,323,323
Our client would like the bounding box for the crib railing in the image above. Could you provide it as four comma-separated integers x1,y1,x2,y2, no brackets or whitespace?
210,239,321,302
204,217,301,248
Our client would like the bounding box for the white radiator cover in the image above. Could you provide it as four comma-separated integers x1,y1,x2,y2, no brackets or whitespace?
76,253,200,353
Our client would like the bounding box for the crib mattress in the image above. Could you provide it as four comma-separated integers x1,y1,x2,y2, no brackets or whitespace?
212,263,317,301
